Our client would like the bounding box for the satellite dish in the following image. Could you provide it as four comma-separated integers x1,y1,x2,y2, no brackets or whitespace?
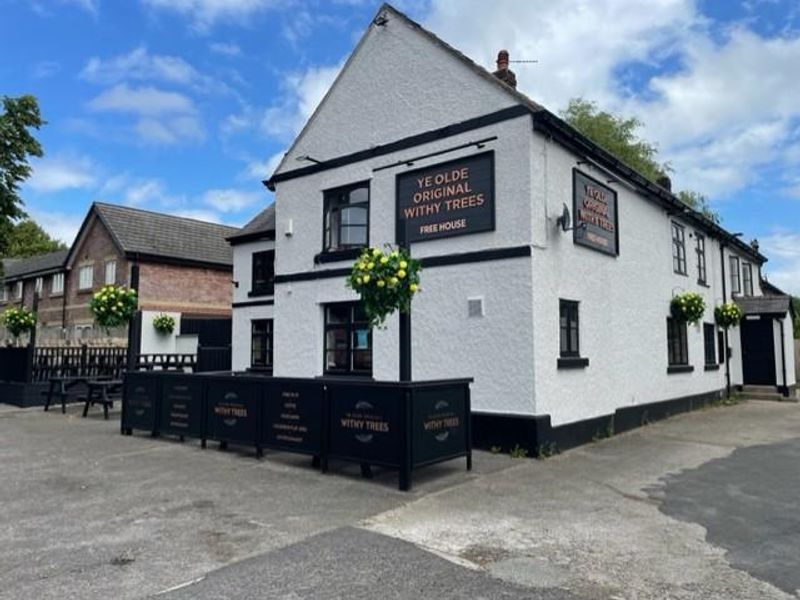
556,204,571,232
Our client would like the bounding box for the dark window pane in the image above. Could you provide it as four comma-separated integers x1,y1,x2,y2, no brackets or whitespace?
326,305,349,324
323,302,372,376
323,184,369,251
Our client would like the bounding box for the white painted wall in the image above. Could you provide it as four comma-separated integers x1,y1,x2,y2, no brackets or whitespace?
231,238,275,371
530,135,730,426
774,316,796,388
275,7,516,174
140,311,182,354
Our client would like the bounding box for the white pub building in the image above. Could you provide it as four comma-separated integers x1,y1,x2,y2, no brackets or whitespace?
229,4,796,453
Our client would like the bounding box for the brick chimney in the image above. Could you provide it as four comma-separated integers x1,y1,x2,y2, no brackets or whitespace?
493,49,517,89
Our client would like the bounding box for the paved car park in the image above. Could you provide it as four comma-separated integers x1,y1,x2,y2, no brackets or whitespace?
1,399,799,599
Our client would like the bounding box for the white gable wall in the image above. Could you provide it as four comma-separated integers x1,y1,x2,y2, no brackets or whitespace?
276,11,517,174
232,239,274,371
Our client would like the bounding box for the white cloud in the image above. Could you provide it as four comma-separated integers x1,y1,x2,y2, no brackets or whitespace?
27,209,85,246
141,0,286,32
202,188,262,213
32,61,60,79
80,46,226,93
171,209,226,223
87,83,196,115
239,151,284,182
761,232,800,296
209,42,242,57
26,155,98,193
87,84,204,145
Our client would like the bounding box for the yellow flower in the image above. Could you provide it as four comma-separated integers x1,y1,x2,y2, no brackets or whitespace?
397,269,406,279
377,280,385,288
367,262,374,270
372,248,381,257
356,276,363,285
399,260,408,269
390,277,398,286
391,250,399,258
380,256,389,265
410,283,418,293
362,274,370,283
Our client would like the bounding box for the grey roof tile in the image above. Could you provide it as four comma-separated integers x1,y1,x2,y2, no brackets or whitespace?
94,203,239,267
228,203,275,242
735,295,792,315
2,250,68,281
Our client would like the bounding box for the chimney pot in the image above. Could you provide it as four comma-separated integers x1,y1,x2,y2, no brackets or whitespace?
493,49,517,89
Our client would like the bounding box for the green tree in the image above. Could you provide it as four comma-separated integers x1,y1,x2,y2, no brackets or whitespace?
0,95,44,267
1,218,66,258
793,297,800,339
561,98,721,222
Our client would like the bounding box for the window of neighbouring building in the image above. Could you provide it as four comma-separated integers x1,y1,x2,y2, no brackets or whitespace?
672,222,686,275
51,273,64,295
559,300,580,357
742,262,753,296
79,264,94,290
105,260,117,285
703,323,717,366
250,319,273,370
0,286,7,302
730,256,740,295
324,302,372,376
667,317,689,367
15,281,22,299
696,234,707,285
323,182,369,253
251,250,275,296
35,277,43,295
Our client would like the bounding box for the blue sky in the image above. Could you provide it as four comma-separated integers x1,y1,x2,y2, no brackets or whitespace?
2,0,800,292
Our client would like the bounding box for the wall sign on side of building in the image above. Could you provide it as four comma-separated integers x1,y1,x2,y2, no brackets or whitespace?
396,151,495,244
572,169,619,256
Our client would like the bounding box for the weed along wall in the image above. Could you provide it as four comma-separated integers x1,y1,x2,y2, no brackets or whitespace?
122,371,472,491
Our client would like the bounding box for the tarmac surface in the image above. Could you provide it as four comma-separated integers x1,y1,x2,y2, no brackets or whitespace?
1,397,799,599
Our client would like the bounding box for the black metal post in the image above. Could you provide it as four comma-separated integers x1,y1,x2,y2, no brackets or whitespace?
26,293,40,384
399,225,412,382
126,265,141,372
720,244,731,398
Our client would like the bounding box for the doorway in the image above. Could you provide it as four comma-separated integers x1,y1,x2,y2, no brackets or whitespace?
740,317,776,385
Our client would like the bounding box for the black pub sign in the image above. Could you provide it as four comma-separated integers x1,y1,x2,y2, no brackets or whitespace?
572,169,619,256
397,152,495,243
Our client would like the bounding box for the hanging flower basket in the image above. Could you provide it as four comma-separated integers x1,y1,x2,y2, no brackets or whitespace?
670,291,706,324
90,285,138,330
715,302,743,328
346,246,422,328
152,313,176,335
2,307,37,338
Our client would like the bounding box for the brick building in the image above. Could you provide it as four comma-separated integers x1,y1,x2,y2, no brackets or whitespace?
1,202,237,345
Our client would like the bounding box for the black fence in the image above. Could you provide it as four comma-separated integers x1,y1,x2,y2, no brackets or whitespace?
0,348,30,382
122,372,472,491
197,346,231,372
0,345,127,383
180,317,231,347
132,347,231,373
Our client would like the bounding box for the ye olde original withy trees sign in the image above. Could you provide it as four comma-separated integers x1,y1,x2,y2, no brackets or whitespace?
397,152,495,243
573,169,619,256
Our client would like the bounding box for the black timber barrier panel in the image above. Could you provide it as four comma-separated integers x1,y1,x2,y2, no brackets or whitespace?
121,371,472,491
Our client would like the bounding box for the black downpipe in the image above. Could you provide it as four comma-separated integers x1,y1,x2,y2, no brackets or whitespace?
720,245,731,398
779,318,788,397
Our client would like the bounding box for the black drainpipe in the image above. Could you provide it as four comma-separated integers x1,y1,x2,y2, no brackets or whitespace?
779,318,788,397
720,244,731,398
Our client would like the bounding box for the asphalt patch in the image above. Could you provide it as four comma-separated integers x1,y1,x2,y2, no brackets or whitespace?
157,527,579,599
654,436,800,596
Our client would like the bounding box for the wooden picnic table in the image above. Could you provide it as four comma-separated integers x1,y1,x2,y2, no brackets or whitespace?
43,377,89,414
82,379,123,420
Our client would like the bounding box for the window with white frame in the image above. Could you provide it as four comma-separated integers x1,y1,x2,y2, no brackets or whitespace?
35,277,43,295
742,262,753,296
79,264,94,290
15,281,23,299
51,273,64,295
105,260,117,285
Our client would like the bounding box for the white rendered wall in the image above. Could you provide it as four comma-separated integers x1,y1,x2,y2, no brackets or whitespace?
231,238,275,372
530,135,728,426
140,311,182,354
275,9,516,174
774,316,796,388
273,113,536,415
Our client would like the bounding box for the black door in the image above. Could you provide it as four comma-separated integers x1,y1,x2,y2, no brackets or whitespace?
740,317,776,385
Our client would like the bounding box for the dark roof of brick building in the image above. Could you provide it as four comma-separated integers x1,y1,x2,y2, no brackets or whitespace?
227,203,275,245
1,250,68,282
73,202,239,269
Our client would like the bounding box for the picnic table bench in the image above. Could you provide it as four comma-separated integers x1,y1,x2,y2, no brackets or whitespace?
42,377,89,414
81,379,123,420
